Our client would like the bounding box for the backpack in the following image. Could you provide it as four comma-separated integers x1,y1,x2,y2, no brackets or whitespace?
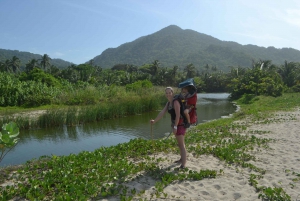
178,78,198,125
172,94,188,125
184,92,197,125
172,92,198,126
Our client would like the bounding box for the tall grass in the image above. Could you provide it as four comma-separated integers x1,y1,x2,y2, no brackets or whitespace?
37,109,66,128
65,107,78,126
0,86,165,129
235,93,300,120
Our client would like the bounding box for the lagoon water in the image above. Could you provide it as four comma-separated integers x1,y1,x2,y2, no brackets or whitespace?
1,93,237,167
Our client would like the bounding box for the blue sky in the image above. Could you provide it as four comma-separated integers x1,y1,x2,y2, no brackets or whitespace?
1,0,300,65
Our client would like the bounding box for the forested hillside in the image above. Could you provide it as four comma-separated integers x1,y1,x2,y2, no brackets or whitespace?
1,25,300,72
0,49,73,69
93,25,300,71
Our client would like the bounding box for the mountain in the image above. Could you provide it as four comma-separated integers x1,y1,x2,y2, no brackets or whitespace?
92,25,300,71
0,49,73,69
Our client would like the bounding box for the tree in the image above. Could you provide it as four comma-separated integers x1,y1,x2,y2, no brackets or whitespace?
40,54,51,71
101,69,121,86
25,68,61,88
229,67,284,100
211,65,218,72
0,61,5,72
151,60,160,76
171,65,178,77
170,65,179,85
277,60,297,88
112,64,129,71
25,59,39,72
3,59,11,72
49,65,60,77
127,65,138,73
204,64,210,72
60,66,79,83
74,64,95,82
252,59,277,72
184,63,196,79
10,56,21,73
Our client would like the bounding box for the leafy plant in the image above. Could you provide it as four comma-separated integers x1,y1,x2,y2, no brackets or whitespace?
125,80,153,92
258,187,291,201
0,122,19,164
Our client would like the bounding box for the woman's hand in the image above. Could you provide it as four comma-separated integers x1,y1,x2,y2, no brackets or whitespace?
150,119,155,124
172,127,177,134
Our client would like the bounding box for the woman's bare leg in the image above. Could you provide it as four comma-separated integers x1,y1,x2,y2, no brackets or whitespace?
175,134,186,167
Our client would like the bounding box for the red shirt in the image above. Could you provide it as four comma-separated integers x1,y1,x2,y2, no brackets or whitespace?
186,93,197,106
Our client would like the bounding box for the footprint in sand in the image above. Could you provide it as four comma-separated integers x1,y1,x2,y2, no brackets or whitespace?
213,184,221,190
201,191,209,195
171,187,178,191
233,193,241,199
183,183,190,187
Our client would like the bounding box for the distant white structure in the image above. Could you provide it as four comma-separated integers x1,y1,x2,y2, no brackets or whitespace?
260,63,264,70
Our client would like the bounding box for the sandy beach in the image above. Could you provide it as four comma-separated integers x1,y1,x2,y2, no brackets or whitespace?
102,109,300,201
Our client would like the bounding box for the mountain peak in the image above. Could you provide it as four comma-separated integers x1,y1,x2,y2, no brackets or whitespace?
92,25,300,70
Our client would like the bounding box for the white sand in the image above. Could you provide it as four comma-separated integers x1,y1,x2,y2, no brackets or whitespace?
102,109,300,201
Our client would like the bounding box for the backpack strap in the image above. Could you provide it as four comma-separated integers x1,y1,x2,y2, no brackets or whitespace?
173,94,188,125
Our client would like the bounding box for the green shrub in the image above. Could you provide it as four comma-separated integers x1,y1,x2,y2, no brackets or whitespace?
23,95,52,107
229,68,284,100
291,84,300,92
239,94,258,104
125,80,153,91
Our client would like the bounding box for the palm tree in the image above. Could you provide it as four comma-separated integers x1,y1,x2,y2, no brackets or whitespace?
228,66,246,78
127,64,137,73
171,65,178,76
40,54,51,71
3,59,11,72
278,60,297,87
151,60,160,76
0,61,3,72
10,56,21,73
211,65,218,72
25,59,38,72
252,59,275,72
204,64,210,72
49,65,60,76
184,63,196,79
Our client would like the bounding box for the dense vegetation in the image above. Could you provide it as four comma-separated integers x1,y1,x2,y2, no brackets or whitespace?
1,54,300,106
93,25,300,71
1,52,300,132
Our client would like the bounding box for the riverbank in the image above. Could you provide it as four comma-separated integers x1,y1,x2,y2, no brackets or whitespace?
101,108,300,201
1,93,300,200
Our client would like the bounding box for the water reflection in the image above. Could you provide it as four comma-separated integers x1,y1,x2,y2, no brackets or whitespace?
2,93,236,166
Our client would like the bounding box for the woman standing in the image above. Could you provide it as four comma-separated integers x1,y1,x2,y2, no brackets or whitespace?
150,87,187,168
